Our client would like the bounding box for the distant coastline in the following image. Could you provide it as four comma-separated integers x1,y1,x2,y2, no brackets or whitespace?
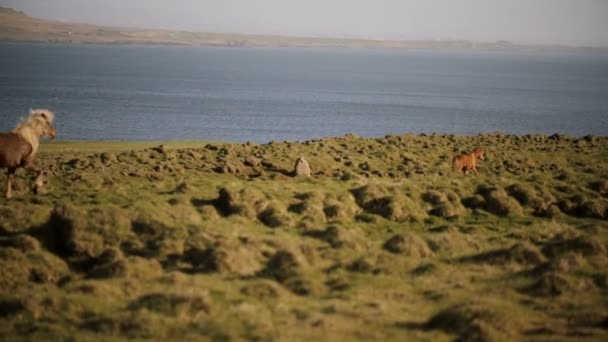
1,6,606,53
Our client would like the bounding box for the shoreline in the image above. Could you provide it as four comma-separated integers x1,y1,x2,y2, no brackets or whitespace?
2,7,607,54
38,132,608,152
3,38,607,55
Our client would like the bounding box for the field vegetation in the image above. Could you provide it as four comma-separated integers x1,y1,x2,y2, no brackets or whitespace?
1,133,607,341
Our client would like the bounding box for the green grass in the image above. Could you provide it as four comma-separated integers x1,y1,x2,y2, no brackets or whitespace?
40,140,220,153
1,133,607,341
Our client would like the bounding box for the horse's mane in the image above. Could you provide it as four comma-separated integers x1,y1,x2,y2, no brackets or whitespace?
12,109,55,155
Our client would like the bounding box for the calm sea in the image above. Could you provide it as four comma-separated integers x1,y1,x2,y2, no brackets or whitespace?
1,43,607,142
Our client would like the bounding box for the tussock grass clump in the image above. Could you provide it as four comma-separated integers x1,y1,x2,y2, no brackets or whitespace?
425,299,531,341
421,190,447,205
0,234,41,252
589,179,608,195
259,247,321,295
0,205,50,234
257,201,292,228
461,194,486,209
547,252,586,273
38,204,132,260
351,184,426,222
505,183,556,215
0,248,69,290
128,292,211,319
524,272,584,297
322,193,360,220
87,247,127,278
347,256,378,274
423,189,465,219
289,191,327,230
472,186,523,217
214,184,269,219
80,310,166,338
313,225,366,250
541,235,607,258
0,297,28,318
260,248,309,283
555,194,608,219
460,241,545,266
129,219,189,259
241,280,283,300
426,226,480,256
579,199,608,219
383,232,433,258
88,253,162,280
184,239,263,276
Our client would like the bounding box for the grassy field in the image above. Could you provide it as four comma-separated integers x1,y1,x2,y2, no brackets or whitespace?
1,133,607,341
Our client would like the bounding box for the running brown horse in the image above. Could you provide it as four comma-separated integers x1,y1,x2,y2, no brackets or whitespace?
452,147,484,175
0,109,56,198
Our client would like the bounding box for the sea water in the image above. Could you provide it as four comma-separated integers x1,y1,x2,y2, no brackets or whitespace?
1,43,607,142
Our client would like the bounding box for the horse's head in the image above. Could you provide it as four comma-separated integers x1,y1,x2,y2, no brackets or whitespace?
472,147,484,160
46,125,57,139
31,109,56,139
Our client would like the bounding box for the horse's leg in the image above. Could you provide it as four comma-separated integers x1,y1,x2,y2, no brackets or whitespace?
25,165,46,194
5,168,15,199
33,170,45,193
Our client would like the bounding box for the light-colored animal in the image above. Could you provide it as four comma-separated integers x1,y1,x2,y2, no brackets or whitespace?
0,109,56,198
293,156,311,177
452,147,484,175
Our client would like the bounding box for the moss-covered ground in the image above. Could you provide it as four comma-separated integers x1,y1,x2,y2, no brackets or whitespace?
1,133,607,341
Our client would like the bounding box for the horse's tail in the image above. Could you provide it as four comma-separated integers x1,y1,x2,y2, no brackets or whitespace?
452,156,459,172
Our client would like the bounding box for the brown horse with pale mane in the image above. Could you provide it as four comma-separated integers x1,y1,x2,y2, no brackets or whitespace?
452,147,484,175
0,109,56,198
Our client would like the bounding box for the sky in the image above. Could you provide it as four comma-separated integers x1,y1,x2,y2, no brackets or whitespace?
2,0,607,47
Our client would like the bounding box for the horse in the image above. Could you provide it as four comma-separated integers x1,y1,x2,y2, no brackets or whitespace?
452,147,484,175
0,109,56,198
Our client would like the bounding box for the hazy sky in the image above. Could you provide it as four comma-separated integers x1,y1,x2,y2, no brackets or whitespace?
2,0,607,46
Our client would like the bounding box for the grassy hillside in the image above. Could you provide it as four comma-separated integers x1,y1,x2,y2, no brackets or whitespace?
1,133,607,341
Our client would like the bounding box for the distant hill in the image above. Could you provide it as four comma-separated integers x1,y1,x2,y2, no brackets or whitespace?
0,6,603,52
